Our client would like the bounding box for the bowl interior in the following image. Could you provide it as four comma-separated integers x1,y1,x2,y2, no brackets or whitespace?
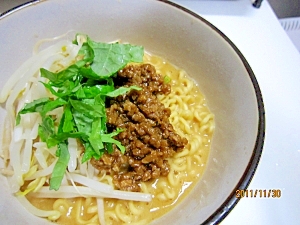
0,0,263,224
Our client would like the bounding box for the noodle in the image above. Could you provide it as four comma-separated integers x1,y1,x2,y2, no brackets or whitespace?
0,37,214,225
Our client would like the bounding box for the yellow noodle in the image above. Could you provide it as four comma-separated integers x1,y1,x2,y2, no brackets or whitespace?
140,182,150,194
53,199,70,215
163,187,176,199
189,138,201,155
157,179,168,189
181,110,194,121
173,157,186,165
128,201,144,216
99,175,114,187
104,210,120,224
193,155,203,165
186,156,192,171
178,117,192,134
171,163,187,172
87,205,98,214
115,202,131,223
157,193,167,201
74,199,98,224
174,148,189,158
167,169,180,187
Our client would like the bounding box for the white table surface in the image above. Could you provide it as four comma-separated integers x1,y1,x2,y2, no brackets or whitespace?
172,1,300,225
1,1,300,225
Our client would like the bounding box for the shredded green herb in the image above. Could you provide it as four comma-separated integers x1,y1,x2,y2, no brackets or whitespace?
16,34,144,191
163,75,171,84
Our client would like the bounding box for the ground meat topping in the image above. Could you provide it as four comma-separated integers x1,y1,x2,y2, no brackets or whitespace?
90,64,188,192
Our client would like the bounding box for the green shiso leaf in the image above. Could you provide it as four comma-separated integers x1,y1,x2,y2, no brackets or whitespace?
49,142,70,191
15,34,144,190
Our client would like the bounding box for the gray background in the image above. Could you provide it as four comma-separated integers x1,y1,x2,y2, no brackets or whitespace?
268,0,300,18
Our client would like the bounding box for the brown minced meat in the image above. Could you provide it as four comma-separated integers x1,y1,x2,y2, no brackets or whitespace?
90,64,188,192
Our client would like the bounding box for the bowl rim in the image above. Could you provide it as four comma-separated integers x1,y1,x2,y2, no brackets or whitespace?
0,0,265,224
0,0,41,19
159,1,265,224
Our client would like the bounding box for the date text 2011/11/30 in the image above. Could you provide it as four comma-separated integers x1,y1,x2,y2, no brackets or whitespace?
235,189,281,198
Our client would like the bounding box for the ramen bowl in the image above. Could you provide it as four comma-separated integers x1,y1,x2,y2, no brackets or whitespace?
0,0,264,224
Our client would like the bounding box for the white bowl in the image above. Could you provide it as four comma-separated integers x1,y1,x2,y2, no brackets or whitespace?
0,0,265,224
